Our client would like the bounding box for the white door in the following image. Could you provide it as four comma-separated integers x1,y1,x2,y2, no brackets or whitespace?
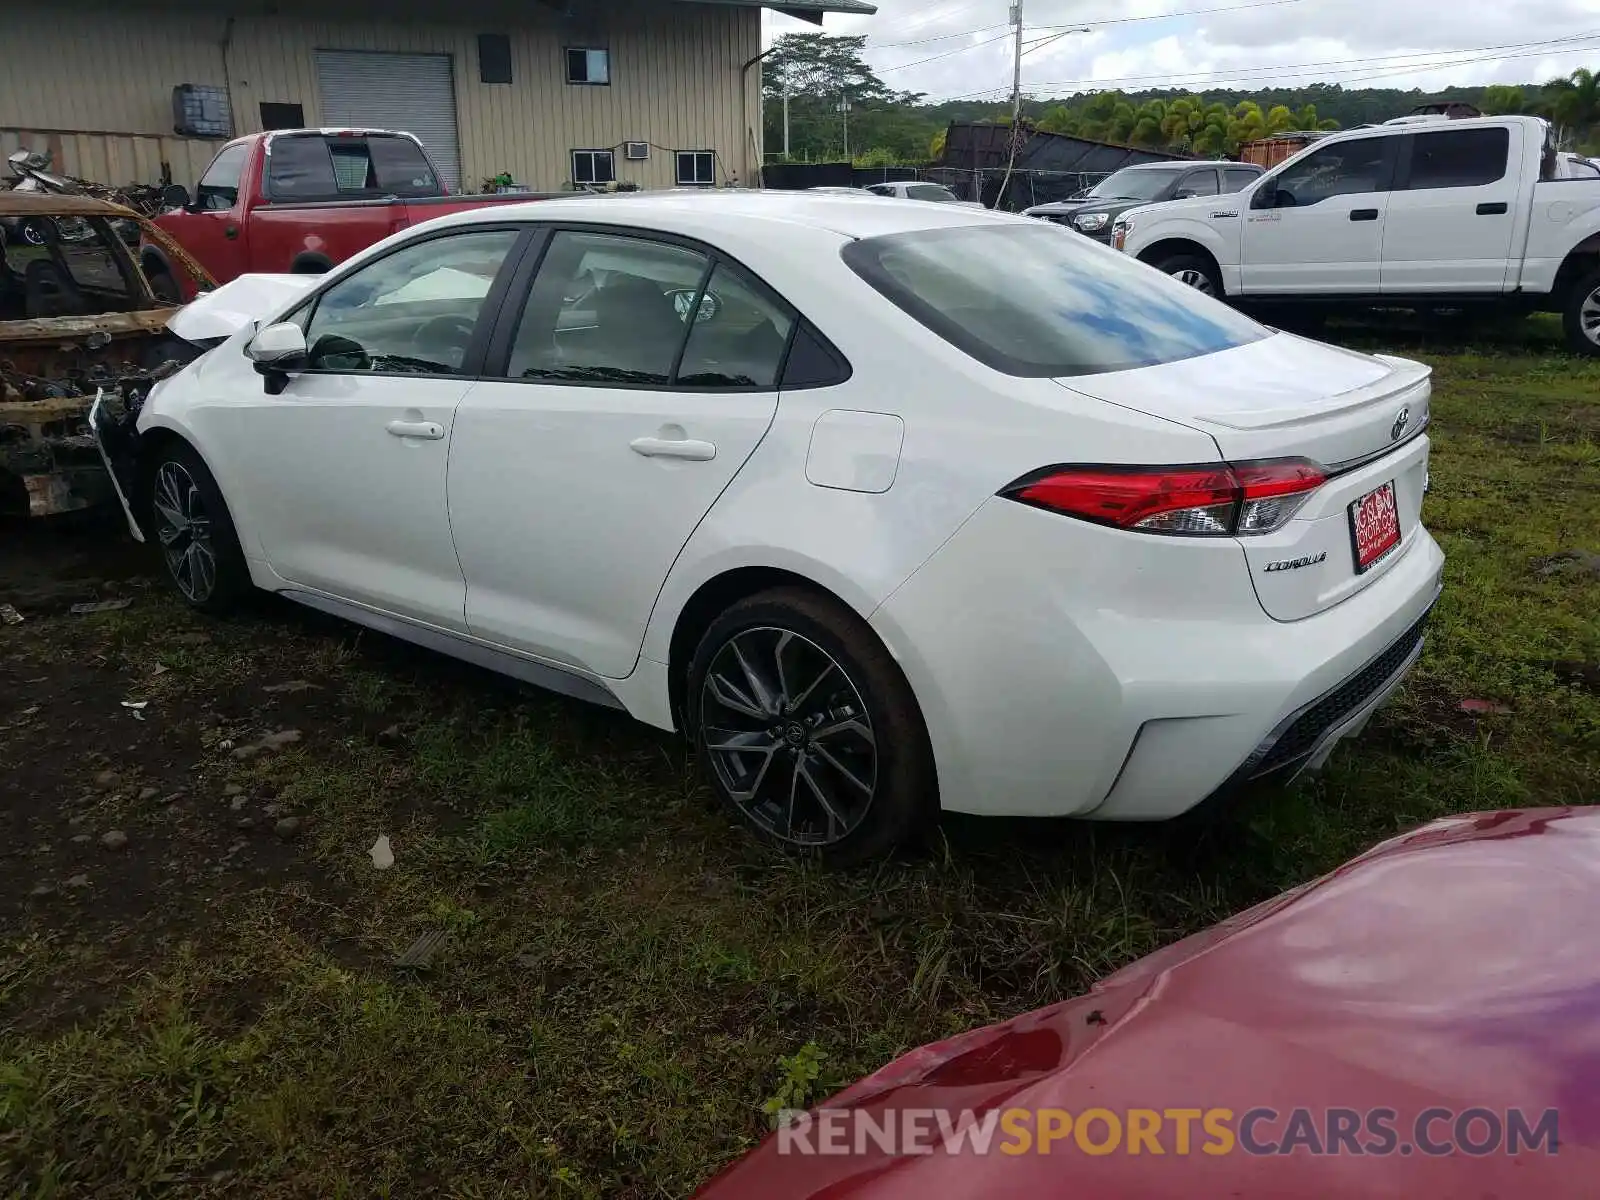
1240,134,1398,295
223,227,524,628
450,229,793,678
315,50,462,191
1380,124,1524,294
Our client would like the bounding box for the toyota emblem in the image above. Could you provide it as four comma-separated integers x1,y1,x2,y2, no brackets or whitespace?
1390,406,1411,442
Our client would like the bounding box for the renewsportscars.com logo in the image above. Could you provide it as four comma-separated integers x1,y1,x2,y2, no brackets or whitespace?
776,1106,1561,1159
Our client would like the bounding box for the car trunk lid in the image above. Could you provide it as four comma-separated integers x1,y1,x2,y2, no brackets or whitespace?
1055,333,1432,621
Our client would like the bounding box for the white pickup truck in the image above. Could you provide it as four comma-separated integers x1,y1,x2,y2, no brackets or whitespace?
1112,115,1600,354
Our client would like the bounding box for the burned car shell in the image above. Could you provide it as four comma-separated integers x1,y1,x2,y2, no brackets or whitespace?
0,192,213,518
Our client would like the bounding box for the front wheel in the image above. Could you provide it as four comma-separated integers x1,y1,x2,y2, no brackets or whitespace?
1562,268,1600,357
1152,252,1221,297
687,587,936,864
145,443,251,613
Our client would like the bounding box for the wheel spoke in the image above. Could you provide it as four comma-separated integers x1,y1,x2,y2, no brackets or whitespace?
810,741,873,796
730,637,779,716
795,757,847,840
703,728,779,754
812,716,875,749
772,631,796,709
788,661,836,714
706,670,767,722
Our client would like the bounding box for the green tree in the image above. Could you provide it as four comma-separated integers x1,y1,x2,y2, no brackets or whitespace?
1545,67,1600,141
1479,85,1527,115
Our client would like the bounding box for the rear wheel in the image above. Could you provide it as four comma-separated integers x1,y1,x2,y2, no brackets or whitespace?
145,443,250,613
688,587,935,864
1562,269,1600,357
1152,252,1221,297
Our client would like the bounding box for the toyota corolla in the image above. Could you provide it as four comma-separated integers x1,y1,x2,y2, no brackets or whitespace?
91,192,1443,862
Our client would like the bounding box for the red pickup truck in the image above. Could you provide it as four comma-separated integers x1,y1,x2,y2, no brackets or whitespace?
142,129,559,297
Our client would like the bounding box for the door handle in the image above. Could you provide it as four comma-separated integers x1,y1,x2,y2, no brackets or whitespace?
1349,208,1379,222
386,419,445,441
630,435,716,461
1476,201,1508,215
224,224,240,240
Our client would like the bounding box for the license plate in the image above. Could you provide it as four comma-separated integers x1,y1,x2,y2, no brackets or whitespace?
1349,481,1400,572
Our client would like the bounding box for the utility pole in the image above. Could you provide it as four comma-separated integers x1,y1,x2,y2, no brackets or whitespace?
782,69,790,159
997,0,1025,207
840,91,852,160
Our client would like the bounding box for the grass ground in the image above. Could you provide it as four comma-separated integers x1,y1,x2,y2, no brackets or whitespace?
2,318,1597,1198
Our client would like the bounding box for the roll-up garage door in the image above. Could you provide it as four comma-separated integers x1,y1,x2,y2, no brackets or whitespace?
314,50,462,191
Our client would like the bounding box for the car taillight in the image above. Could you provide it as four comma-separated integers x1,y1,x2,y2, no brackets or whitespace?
1003,458,1326,537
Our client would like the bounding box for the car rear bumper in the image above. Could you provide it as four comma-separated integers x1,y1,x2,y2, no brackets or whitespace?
869,496,1445,820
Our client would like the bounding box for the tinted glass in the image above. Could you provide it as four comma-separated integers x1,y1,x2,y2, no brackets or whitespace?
1272,137,1391,206
675,262,795,388
865,184,894,196
1406,128,1510,189
303,230,519,374
1087,167,1184,201
1179,169,1219,196
507,231,708,385
908,183,959,201
1223,167,1259,190
842,224,1268,377
196,144,248,210
267,137,337,198
369,137,440,195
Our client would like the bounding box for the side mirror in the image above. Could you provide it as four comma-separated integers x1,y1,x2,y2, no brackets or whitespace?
161,183,193,211
248,321,307,366
1250,185,1278,210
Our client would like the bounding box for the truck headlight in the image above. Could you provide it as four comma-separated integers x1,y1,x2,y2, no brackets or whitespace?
1111,218,1132,251
1074,212,1109,231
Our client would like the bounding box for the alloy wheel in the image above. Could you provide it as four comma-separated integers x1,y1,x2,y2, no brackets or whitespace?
1172,267,1215,295
1581,284,1600,348
152,461,217,602
698,626,878,847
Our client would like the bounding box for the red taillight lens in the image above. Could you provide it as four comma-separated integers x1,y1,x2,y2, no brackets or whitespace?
1005,458,1326,537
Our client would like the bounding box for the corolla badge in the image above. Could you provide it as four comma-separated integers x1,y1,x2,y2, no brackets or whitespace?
1391,406,1411,442
1264,551,1327,573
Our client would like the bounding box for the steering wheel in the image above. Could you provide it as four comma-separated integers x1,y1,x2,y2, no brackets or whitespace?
410,314,477,361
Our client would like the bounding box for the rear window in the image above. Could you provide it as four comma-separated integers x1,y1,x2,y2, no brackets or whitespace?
266,135,440,200
841,224,1267,377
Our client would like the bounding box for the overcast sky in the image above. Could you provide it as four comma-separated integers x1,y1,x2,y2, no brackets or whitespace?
767,0,1600,104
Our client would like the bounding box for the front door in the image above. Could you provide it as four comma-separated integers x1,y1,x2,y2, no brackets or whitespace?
451,228,793,677
1240,134,1398,295
183,142,253,282
221,226,525,630
1380,124,1524,293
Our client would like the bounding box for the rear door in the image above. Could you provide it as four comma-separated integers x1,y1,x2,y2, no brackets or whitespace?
1240,135,1398,295
1175,167,1220,200
449,227,793,677
1380,124,1522,293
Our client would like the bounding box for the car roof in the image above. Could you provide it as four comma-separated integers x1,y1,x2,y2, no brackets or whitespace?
429,189,1014,241
0,191,130,219
1117,159,1252,170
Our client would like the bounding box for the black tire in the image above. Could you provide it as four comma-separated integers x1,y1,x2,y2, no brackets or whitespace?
144,441,251,614
687,587,936,865
1562,268,1600,357
1151,252,1222,298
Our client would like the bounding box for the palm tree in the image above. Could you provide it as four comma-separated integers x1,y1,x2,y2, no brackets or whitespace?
1545,67,1600,144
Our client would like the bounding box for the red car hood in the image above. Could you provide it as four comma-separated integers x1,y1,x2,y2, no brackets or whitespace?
697,809,1600,1198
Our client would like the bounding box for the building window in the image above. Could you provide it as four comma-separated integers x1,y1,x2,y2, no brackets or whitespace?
571,149,615,186
566,48,610,85
259,102,306,131
479,34,513,84
676,151,715,186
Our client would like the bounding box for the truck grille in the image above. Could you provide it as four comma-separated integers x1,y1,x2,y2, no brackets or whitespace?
1248,611,1429,778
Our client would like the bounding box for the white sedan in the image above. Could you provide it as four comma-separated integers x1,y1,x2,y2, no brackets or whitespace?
863,180,985,207
93,193,1443,862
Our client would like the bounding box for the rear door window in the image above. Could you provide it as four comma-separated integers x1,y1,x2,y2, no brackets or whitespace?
842,223,1267,377
1223,167,1259,191
266,137,338,199
1404,128,1510,189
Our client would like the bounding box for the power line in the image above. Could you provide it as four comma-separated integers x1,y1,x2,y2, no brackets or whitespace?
930,29,1600,101
877,29,1018,74
872,23,1010,50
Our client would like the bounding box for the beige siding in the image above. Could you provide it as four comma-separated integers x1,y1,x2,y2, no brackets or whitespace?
0,0,761,190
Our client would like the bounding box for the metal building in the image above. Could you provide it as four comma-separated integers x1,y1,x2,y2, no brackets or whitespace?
0,0,872,193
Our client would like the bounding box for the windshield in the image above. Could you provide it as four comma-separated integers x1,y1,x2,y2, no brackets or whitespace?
1087,167,1186,201
841,224,1268,377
